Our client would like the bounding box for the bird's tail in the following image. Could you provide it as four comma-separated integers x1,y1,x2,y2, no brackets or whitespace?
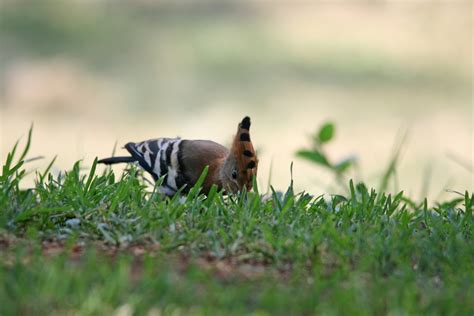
98,156,136,165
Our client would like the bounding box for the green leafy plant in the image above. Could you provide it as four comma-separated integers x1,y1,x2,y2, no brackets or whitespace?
296,121,357,189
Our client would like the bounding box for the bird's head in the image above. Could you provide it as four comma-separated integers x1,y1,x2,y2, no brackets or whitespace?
220,116,258,193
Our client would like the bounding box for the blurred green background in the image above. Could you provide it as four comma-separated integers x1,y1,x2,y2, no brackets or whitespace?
0,0,472,198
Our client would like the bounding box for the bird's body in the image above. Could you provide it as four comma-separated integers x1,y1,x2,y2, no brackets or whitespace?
98,117,258,195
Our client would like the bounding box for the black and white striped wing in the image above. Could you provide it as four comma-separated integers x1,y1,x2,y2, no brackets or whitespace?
124,138,187,195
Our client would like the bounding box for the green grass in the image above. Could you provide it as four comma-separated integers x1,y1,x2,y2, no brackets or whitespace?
1,134,473,315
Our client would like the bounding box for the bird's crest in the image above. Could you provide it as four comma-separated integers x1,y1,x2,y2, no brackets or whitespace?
230,116,258,190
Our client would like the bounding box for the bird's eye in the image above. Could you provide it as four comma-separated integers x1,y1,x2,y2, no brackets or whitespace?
231,169,238,179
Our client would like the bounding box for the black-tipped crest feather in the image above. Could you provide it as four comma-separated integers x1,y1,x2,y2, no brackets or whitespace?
240,116,251,130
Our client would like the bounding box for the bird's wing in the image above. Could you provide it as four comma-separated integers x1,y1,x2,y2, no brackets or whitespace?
125,138,182,187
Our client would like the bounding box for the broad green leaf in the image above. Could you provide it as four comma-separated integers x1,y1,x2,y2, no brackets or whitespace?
317,122,335,144
296,150,330,167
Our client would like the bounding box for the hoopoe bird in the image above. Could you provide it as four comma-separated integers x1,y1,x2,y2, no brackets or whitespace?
98,116,258,196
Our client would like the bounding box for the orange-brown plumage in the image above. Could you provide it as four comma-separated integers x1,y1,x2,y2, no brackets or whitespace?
202,156,226,193
230,116,258,191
